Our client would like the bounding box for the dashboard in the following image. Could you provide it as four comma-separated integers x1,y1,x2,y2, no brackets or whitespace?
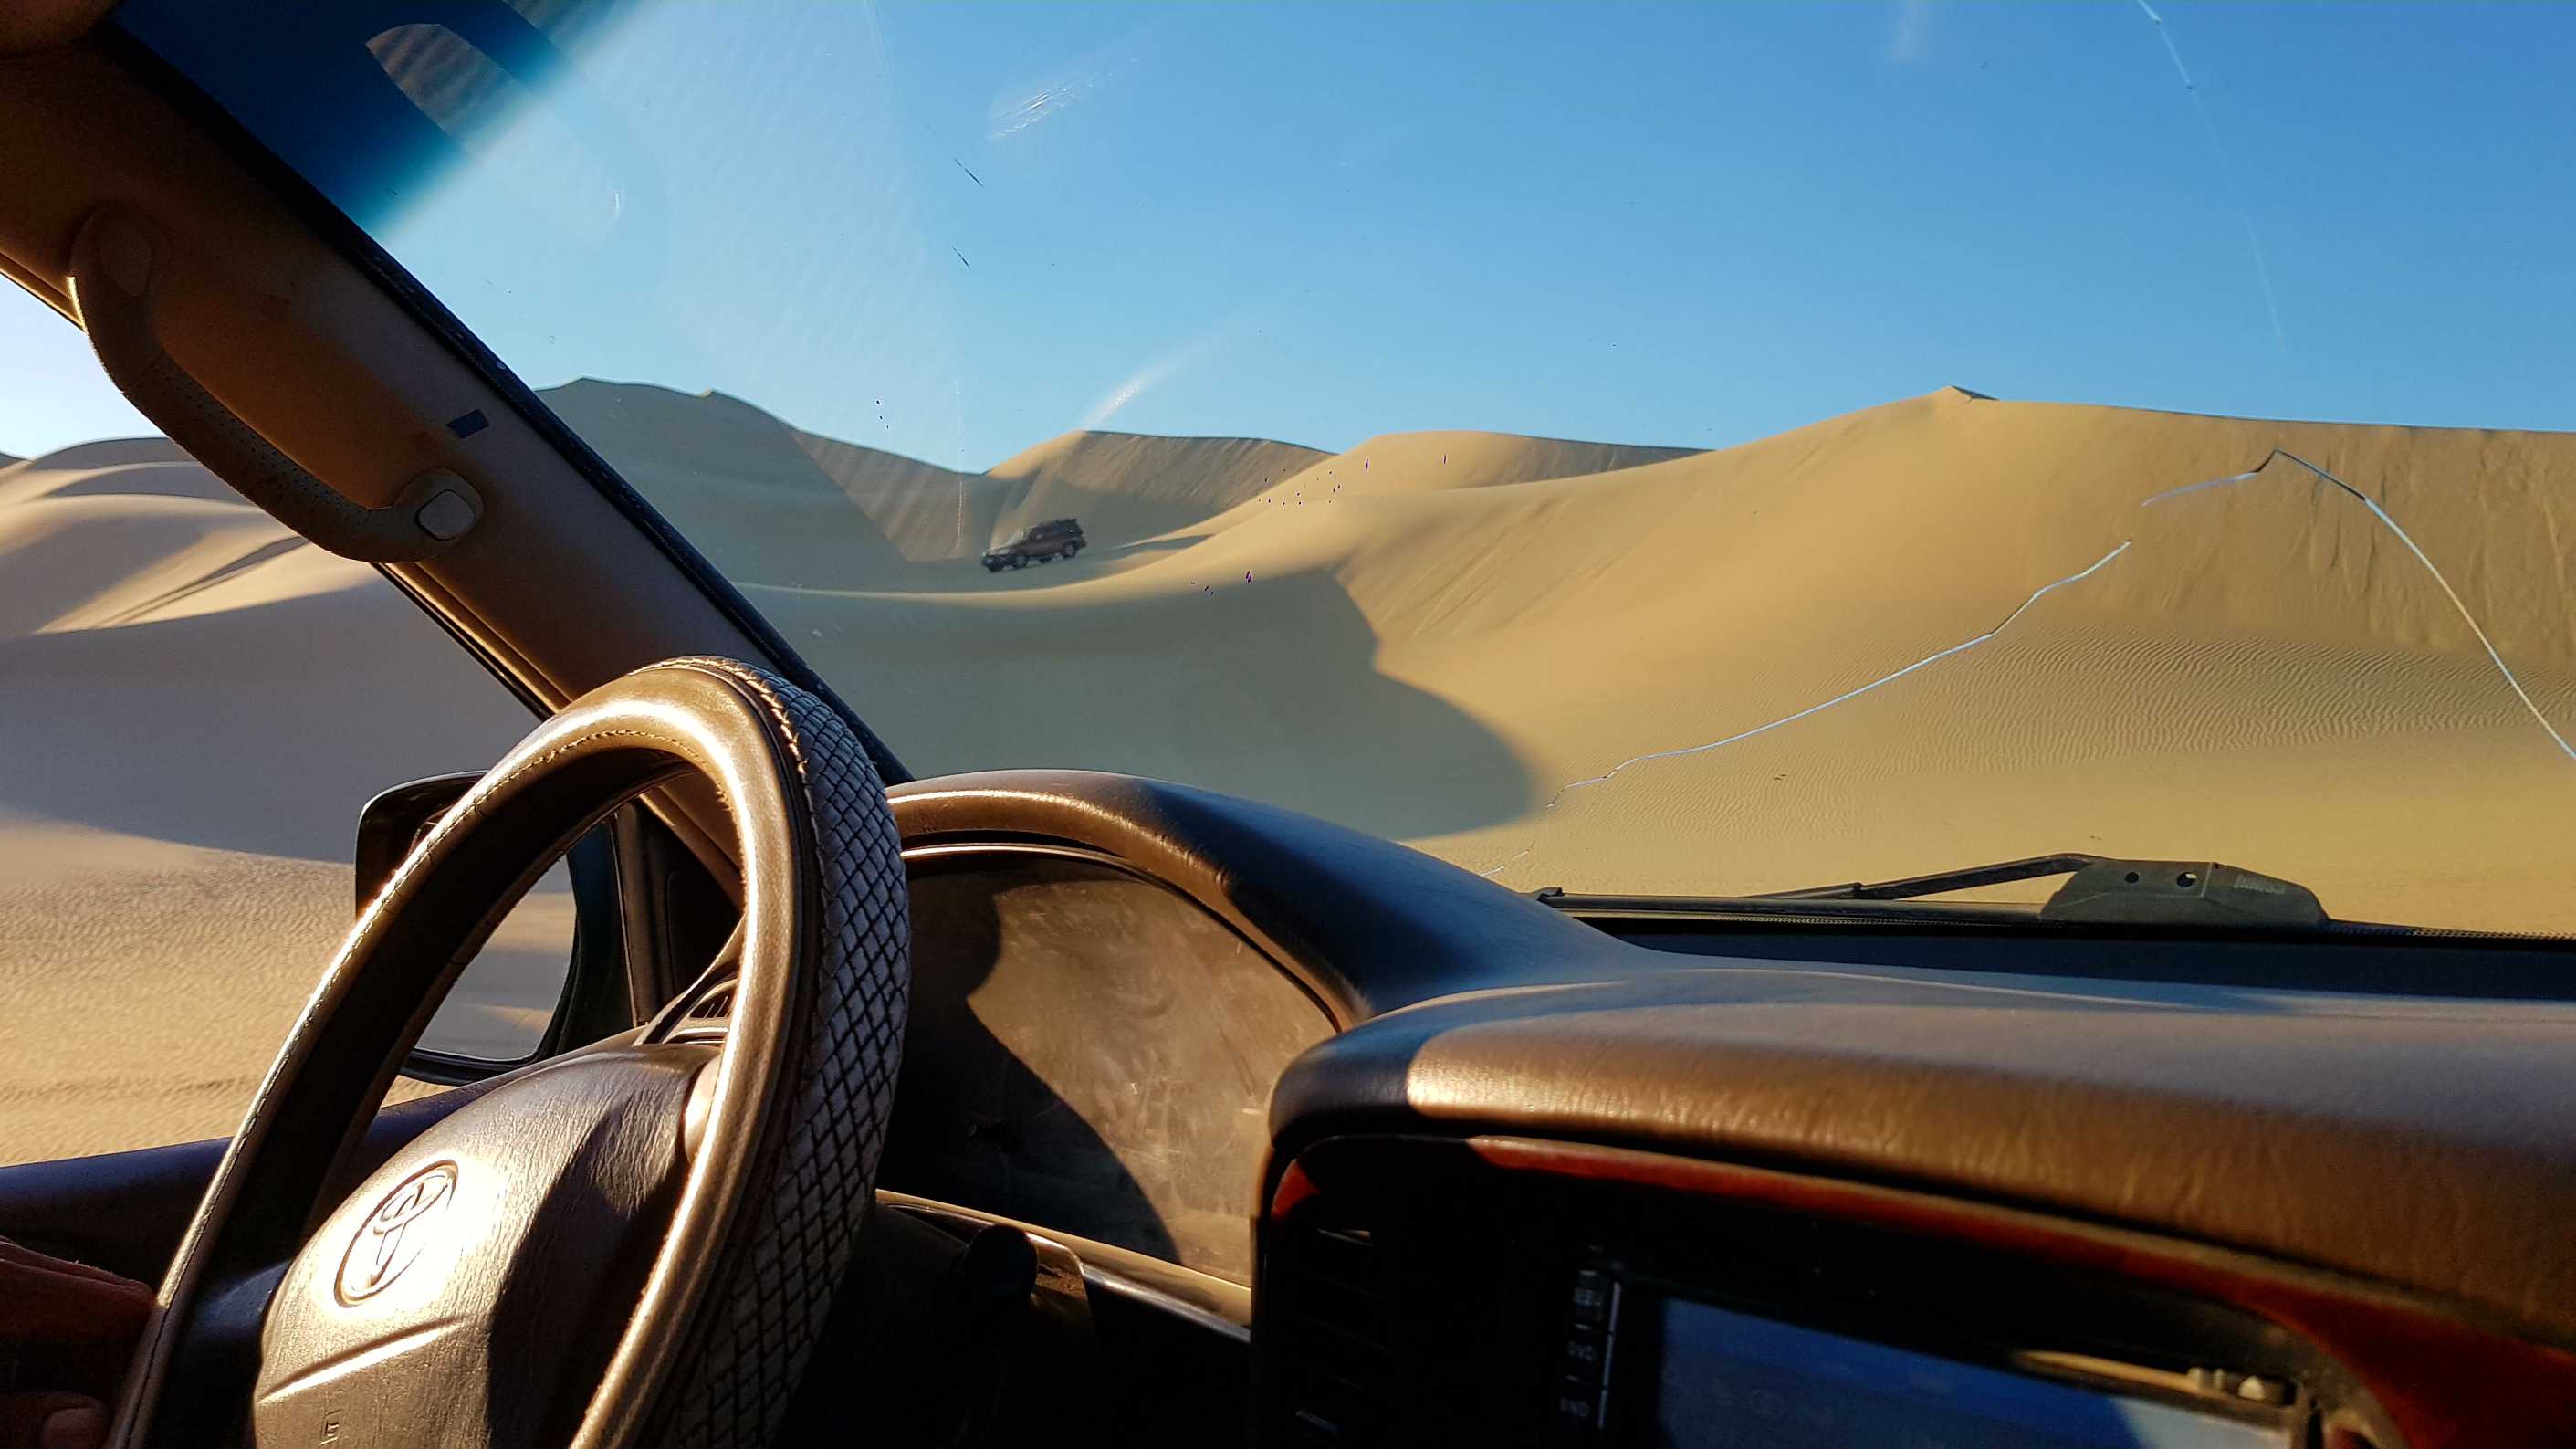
1261,1137,2378,1448
880,845,1329,1283
879,770,2576,1448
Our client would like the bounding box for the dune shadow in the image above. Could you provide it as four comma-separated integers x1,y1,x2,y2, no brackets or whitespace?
3,381,1536,865
556,394,1542,845
1154,568,1544,842
807,536,1209,598
757,563,1545,844
0,584,536,862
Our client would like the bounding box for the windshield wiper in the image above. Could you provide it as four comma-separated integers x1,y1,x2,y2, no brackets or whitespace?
1534,855,2334,929
1761,852,2107,902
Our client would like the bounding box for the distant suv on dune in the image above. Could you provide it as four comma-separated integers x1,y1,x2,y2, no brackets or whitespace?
982,517,1086,571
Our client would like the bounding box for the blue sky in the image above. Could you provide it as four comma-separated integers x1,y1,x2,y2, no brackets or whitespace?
0,287,154,457
13,1,2576,467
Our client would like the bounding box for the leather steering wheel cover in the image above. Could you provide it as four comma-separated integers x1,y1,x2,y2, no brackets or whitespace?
112,657,910,1449
604,659,910,1449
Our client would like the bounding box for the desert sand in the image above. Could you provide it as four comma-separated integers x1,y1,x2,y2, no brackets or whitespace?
0,438,570,1164
6,382,2574,1163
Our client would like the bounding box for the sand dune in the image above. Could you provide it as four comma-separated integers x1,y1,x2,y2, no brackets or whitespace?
547,378,1330,567
984,429,1331,552
7,380,2575,1162
683,384,2576,927
0,443,564,1163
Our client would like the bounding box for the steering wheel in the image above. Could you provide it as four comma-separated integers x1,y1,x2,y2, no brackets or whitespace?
108,657,912,1449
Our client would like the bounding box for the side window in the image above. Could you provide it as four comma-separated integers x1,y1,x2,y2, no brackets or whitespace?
0,285,571,1166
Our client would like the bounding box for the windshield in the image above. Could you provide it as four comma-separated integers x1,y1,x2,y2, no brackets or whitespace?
121,1,2576,937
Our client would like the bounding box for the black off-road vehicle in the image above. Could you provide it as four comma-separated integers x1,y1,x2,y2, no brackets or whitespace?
982,517,1086,571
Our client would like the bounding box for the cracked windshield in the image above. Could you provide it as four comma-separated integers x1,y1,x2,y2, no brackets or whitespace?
129,0,2576,935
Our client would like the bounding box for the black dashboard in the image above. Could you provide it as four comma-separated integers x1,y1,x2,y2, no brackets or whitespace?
1261,1136,2369,1449
880,845,1329,1284
878,770,2576,1449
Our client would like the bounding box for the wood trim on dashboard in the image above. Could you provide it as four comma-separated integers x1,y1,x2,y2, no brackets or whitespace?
1431,1135,2576,1449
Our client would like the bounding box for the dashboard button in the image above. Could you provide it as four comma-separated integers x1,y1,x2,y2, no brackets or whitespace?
2233,1374,2294,1405
1570,1270,1612,1326
2189,1368,2296,1406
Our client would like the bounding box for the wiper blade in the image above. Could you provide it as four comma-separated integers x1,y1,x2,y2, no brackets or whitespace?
1761,853,2106,902
1535,855,2334,929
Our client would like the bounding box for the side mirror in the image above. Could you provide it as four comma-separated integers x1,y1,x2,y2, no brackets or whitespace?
356,773,631,1082
353,772,479,908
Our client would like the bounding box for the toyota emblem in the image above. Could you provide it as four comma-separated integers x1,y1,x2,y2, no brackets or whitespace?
337,1161,457,1303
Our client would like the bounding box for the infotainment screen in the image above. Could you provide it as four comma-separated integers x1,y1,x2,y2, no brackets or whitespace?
1648,1298,2291,1449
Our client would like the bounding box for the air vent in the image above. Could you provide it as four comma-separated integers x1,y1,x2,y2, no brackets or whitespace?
1269,1221,1399,1446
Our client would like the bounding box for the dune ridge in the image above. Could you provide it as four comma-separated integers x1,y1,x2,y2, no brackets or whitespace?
6,382,2575,1162
545,377,1335,567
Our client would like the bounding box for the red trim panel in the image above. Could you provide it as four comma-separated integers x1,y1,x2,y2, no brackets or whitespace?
1269,1159,1322,1223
